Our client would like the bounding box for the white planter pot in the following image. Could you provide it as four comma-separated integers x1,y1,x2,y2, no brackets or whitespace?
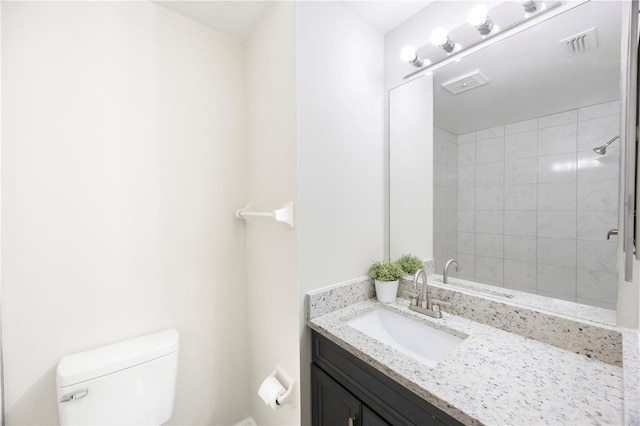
374,280,399,303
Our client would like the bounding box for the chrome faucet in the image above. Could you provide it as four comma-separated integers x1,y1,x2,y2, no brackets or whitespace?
409,265,450,319
412,269,426,299
607,229,618,240
443,259,460,284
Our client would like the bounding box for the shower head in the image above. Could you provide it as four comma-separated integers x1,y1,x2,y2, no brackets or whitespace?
593,135,620,155
593,145,608,155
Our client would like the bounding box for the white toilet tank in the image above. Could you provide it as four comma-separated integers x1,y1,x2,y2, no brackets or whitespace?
56,329,179,425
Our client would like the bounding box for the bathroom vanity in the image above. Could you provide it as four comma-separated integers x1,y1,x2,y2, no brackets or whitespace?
312,331,461,425
307,277,639,426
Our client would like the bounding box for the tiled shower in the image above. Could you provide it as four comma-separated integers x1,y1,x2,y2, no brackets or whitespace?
434,100,620,309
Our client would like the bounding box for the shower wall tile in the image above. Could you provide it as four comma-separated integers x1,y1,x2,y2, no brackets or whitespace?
435,187,447,211
538,211,577,239
475,162,504,187
537,237,577,268
458,187,475,210
475,233,503,258
446,233,458,255
577,211,618,241
458,143,475,166
505,158,537,185
475,256,503,282
538,123,578,156
434,210,446,235
435,126,457,142
476,278,504,287
448,145,459,168
504,184,537,210
504,211,537,236
458,131,476,144
538,110,578,129
578,100,620,121
476,137,505,164
504,235,537,262
576,297,616,311
537,264,577,296
447,165,459,187
505,281,538,293
504,260,537,288
476,186,504,210
435,161,448,187
447,190,458,212
456,253,475,276
475,210,503,234
434,137,447,160
505,130,537,160
457,232,475,254
577,148,620,181
577,240,617,273
577,179,618,211
458,165,476,188
577,115,620,152
537,153,577,183
538,289,576,303
505,118,538,135
446,101,619,310
538,182,577,210
447,209,458,233
457,210,475,232
577,269,618,304
476,126,504,141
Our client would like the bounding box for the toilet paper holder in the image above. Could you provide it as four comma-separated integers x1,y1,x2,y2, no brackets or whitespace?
259,365,295,408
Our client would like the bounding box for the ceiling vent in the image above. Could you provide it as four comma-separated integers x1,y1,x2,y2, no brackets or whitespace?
560,27,598,57
441,70,490,95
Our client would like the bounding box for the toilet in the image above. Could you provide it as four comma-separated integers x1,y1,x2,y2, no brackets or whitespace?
56,329,179,425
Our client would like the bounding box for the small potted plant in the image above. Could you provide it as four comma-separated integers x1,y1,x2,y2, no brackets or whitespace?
368,261,404,303
396,254,423,275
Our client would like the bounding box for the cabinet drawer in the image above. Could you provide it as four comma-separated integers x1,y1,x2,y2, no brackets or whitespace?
312,331,463,426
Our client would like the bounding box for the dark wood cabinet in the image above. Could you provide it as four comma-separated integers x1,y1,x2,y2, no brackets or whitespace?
311,331,464,426
312,364,388,426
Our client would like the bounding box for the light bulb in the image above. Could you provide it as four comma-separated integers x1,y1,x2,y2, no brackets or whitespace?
468,5,488,27
430,28,449,46
400,46,417,63
521,0,540,14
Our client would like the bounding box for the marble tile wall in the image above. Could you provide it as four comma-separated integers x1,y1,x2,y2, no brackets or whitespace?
448,100,620,309
433,127,458,273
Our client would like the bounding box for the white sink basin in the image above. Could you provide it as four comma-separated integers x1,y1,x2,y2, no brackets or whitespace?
346,308,464,367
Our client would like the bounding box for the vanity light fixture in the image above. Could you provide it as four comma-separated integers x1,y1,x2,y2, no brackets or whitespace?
400,46,430,68
430,27,459,54
468,5,499,36
521,0,545,15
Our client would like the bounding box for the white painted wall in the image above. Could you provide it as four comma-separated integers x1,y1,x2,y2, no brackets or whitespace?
244,3,299,425
2,2,249,424
389,75,434,261
296,2,385,423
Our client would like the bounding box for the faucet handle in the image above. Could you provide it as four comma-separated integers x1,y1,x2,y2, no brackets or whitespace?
429,299,451,310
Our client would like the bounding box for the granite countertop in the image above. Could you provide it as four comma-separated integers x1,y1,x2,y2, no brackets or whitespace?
309,297,628,425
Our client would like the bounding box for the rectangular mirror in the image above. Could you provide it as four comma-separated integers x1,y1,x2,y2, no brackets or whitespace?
389,0,622,321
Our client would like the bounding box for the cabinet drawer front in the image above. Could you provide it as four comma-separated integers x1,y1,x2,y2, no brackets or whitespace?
312,331,464,426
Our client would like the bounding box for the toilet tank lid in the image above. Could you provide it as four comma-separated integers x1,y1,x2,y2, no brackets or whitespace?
57,328,179,387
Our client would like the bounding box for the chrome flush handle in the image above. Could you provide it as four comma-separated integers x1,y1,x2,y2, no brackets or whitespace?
60,389,89,403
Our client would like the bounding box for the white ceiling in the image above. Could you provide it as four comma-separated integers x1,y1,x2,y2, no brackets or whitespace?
154,1,270,39
341,1,433,34
154,1,434,39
